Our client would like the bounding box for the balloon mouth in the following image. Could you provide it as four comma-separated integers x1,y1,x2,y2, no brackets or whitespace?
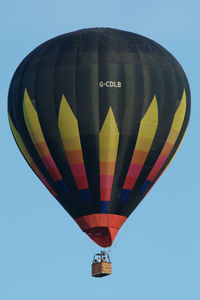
75,214,127,248
85,226,118,247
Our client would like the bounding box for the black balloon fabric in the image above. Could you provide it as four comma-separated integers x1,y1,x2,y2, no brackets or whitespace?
8,28,190,247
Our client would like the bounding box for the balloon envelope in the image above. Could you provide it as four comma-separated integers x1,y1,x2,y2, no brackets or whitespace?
8,28,190,247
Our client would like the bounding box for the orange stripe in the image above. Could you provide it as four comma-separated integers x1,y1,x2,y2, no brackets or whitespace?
131,149,149,165
75,214,127,230
100,162,116,175
35,141,50,156
66,149,83,164
161,141,174,157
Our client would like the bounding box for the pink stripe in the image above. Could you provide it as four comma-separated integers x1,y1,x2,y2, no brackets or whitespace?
41,155,62,181
153,155,167,170
147,155,167,181
147,168,159,181
127,164,142,177
70,163,87,177
100,175,114,188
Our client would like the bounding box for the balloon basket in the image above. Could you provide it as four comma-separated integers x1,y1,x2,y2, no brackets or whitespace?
92,262,112,277
91,251,112,277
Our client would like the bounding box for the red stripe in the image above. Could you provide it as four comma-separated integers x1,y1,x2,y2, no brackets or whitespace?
75,176,88,189
123,177,137,190
100,188,112,201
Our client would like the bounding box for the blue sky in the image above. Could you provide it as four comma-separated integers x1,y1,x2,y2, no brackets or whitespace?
1,0,199,299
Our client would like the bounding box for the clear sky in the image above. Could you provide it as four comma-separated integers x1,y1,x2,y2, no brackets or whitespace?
0,0,199,299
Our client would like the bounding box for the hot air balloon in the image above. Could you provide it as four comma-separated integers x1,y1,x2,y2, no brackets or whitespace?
8,28,190,277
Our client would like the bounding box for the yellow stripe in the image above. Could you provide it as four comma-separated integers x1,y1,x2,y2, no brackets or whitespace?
58,95,82,151
99,107,119,161
9,115,32,164
58,95,79,139
167,128,179,144
167,90,186,144
169,126,188,162
100,134,119,150
160,93,188,170
61,138,81,151
100,149,118,162
23,89,45,145
135,96,158,150
134,137,154,152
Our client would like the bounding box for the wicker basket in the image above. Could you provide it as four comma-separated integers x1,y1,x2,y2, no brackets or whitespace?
92,262,112,277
